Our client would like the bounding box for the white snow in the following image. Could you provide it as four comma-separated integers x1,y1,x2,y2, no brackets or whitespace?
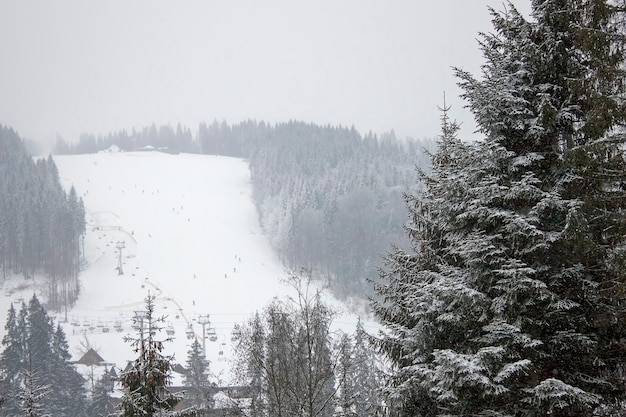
0,151,372,386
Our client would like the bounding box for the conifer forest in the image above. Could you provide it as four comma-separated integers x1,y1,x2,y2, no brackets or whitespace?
1,1,626,416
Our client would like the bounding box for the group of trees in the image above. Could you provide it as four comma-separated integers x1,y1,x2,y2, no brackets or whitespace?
54,123,197,155
54,119,431,302
248,123,429,301
231,273,382,417
373,1,626,416
0,293,218,417
0,127,86,311
0,295,88,416
9,0,626,415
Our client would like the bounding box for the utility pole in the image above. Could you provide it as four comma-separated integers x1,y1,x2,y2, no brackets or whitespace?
197,314,214,357
116,241,125,275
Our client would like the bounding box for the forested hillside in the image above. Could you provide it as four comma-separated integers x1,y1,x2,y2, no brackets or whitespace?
248,122,431,300
0,126,85,309
55,121,432,301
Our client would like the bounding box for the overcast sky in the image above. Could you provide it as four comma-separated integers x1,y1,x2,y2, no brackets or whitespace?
0,1,531,146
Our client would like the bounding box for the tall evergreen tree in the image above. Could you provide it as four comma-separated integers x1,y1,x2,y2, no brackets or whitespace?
373,2,626,415
25,296,54,388
50,324,87,417
0,296,85,417
351,318,381,417
183,338,211,408
118,293,181,417
88,372,114,417
336,333,355,417
17,364,50,417
0,303,27,415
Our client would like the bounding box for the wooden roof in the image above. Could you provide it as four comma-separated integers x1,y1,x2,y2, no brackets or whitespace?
75,348,105,366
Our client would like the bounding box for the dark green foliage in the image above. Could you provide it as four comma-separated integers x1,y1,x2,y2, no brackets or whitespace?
88,372,115,417
0,303,27,415
373,1,626,415
118,293,181,417
0,295,87,417
50,325,87,417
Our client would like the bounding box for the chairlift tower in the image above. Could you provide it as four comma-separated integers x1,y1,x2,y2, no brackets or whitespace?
116,241,125,275
197,314,215,357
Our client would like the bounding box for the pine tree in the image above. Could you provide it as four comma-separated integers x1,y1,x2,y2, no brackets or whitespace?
183,338,211,408
351,318,381,417
25,296,54,390
118,293,181,417
17,363,50,417
0,303,27,415
336,333,355,417
88,372,114,417
50,324,87,417
373,2,626,416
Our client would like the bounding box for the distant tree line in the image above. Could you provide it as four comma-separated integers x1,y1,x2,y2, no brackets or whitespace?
54,120,432,302
0,126,85,310
54,123,197,155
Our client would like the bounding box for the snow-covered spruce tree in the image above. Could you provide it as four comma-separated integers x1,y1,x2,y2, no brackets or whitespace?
336,333,355,417
17,361,50,417
88,373,114,417
50,324,87,417
0,298,87,417
119,293,182,417
351,317,382,417
0,303,27,416
183,338,212,408
373,2,626,416
336,318,384,417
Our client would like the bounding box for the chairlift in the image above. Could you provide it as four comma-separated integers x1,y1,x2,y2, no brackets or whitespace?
186,325,195,340
114,320,123,332
166,323,175,336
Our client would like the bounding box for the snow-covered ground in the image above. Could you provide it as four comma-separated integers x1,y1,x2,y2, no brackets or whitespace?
0,150,373,386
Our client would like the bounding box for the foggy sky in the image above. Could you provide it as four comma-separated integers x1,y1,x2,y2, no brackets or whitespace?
0,1,531,146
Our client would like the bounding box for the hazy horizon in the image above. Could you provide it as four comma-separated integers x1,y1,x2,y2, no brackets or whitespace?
1,1,531,147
